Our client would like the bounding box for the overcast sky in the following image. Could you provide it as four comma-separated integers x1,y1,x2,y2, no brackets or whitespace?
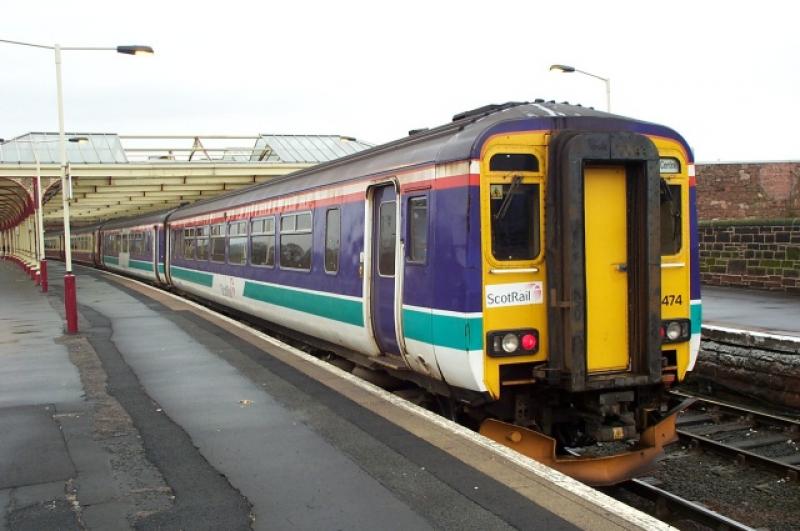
1,0,798,162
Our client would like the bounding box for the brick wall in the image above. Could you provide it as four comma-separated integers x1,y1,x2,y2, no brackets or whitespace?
699,220,800,292
696,162,800,221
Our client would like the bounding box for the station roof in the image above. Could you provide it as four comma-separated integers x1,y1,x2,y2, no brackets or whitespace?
0,133,373,228
253,135,372,163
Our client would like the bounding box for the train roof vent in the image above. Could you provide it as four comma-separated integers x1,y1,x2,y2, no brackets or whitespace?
408,128,429,136
452,102,527,122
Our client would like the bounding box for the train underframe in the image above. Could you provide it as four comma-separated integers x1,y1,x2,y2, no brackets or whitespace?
474,381,685,486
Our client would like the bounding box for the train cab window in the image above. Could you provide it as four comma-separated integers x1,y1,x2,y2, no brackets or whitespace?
196,226,209,260
251,217,275,267
210,224,226,262
378,201,396,276
228,221,247,265
280,212,312,271
490,180,541,261
660,180,682,256
407,197,428,264
325,209,340,273
490,153,539,172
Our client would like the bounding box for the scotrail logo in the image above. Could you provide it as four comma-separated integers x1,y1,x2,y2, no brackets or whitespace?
485,282,543,308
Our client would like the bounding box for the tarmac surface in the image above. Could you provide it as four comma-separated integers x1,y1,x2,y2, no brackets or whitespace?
702,285,800,337
0,259,663,531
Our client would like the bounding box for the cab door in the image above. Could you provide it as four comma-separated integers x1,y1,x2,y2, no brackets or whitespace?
584,165,630,372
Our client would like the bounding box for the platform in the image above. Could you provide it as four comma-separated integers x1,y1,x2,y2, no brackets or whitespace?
702,285,800,338
0,260,665,531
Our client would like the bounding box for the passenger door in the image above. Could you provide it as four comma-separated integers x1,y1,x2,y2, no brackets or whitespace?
370,184,401,355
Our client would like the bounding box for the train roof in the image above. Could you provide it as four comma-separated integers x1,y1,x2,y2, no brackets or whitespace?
102,207,178,230
159,101,692,223
71,222,105,235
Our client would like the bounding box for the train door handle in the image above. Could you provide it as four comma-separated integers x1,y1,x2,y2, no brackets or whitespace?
615,263,628,272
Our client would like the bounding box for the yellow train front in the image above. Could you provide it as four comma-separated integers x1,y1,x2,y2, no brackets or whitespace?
463,103,699,485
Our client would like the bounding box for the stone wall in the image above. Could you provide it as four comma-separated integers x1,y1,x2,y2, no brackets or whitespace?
690,328,800,410
699,220,800,292
696,162,800,291
696,162,800,221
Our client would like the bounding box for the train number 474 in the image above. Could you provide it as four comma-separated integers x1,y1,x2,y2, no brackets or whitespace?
661,294,683,306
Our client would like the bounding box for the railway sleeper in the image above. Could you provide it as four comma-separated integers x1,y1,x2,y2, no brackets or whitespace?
729,433,797,450
685,420,754,437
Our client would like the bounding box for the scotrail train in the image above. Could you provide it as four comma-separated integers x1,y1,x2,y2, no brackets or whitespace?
46,101,700,485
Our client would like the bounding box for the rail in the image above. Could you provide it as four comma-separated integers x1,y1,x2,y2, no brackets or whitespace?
671,390,800,480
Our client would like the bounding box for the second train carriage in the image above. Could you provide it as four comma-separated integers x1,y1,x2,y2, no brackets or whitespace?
100,210,173,283
46,101,700,484
70,224,102,267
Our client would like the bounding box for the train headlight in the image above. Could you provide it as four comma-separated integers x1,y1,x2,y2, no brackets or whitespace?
666,321,682,341
487,329,539,357
660,319,691,344
501,333,519,353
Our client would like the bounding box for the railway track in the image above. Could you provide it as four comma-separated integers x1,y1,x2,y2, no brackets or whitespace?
618,478,755,531
672,390,800,481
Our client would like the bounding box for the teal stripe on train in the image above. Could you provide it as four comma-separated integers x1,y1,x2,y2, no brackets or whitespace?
104,255,154,273
403,308,483,351
690,301,702,334
129,259,154,272
157,263,165,275
243,281,363,327
170,266,214,287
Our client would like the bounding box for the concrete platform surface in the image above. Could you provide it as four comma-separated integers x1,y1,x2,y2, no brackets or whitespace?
702,285,800,337
0,259,668,531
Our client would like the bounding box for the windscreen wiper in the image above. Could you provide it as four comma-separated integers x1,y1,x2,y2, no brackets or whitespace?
494,175,522,221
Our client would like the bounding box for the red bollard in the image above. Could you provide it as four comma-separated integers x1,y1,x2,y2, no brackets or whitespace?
35,270,41,285
64,273,79,333
40,259,48,293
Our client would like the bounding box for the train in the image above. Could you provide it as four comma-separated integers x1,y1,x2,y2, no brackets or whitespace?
45,101,700,485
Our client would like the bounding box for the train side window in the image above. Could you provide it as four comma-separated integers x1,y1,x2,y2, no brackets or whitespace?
172,231,181,259
325,208,340,274
228,221,247,265
279,211,312,271
251,216,275,267
407,196,428,264
378,201,396,276
184,228,197,260
196,226,209,260
490,153,539,172
660,180,682,255
210,224,226,262
490,181,540,261
131,233,140,255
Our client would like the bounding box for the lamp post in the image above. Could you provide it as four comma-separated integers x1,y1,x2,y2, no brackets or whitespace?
549,64,611,112
0,38,153,333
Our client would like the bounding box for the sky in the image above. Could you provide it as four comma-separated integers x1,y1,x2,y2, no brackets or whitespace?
1,0,798,162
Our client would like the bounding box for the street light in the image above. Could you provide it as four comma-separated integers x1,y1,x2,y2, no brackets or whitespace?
10,136,88,293
0,38,153,333
549,64,611,112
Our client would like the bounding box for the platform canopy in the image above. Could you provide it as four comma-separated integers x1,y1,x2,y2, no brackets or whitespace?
0,133,372,227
